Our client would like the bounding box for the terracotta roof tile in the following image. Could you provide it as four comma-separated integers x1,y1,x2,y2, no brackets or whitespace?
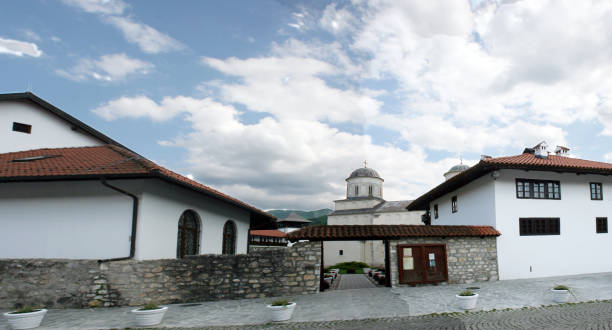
286,225,500,241
482,153,612,171
0,145,274,221
250,230,287,238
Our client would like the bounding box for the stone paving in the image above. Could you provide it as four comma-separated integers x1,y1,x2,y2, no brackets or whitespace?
335,274,376,290
2,272,612,329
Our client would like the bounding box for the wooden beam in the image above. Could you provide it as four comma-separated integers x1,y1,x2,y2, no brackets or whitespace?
384,239,391,287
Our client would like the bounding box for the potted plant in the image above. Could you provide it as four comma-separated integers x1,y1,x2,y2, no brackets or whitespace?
456,290,479,310
267,299,296,322
551,285,572,303
130,302,168,327
3,306,47,329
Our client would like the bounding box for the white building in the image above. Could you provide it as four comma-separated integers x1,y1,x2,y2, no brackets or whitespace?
325,166,424,268
0,93,275,260
409,142,612,280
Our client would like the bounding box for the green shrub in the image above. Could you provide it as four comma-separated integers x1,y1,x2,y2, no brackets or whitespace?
12,306,37,314
270,299,291,306
141,302,160,310
458,290,476,296
328,261,370,274
553,285,570,291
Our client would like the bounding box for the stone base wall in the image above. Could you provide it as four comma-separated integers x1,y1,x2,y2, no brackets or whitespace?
390,237,498,287
0,242,320,309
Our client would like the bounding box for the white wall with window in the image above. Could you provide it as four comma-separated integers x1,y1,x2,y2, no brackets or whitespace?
0,101,103,153
494,169,612,280
136,179,250,260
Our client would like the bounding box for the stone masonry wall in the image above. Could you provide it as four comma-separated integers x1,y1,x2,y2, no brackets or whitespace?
0,241,320,309
389,237,498,287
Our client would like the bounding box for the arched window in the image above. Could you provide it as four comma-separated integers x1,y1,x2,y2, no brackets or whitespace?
368,185,373,196
177,210,200,258
222,220,236,255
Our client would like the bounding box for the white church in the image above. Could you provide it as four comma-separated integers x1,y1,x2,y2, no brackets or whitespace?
324,164,424,268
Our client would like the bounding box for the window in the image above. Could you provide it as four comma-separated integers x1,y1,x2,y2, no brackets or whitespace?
177,210,200,258
519,218,560,236
368,185,373,196
354,185,359,196
451,196,457,213
339,250,343,256
516,179,560,199
433,204,439,219
590,183,603,200
12,122,31,134
222,220,236,255
596,217,608,234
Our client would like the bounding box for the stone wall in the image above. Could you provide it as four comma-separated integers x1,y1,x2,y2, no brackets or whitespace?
0,241,320,309
389,237,498,286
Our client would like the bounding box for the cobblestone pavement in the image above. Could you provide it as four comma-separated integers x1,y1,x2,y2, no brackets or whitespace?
207,300,612,329
336,274,376,290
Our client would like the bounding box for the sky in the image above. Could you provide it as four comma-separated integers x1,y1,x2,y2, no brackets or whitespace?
3,0,612,211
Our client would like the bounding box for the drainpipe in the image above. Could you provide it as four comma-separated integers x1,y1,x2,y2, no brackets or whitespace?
98,178,139,263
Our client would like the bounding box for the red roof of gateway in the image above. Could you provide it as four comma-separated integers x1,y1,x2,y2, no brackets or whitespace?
286,225,500,241
408,150,612,211
0,145,274,221
250,230,287,238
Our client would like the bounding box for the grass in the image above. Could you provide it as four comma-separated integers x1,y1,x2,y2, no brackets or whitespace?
270,299,291,306
140,302,161,310
10,306,38,314
458,290,476,296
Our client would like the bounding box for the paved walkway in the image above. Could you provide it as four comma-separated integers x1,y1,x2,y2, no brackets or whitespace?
336,274,376,290
2,272,612,329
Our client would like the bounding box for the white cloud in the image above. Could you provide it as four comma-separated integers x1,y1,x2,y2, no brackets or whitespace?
62,0,127,15
56,53,153,82
105,16,183,54
319,4,356,34
92,95,459,209
19,29,41,41
0,37,42,57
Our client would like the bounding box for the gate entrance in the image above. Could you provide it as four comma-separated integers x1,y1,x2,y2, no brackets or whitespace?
397,244,448,284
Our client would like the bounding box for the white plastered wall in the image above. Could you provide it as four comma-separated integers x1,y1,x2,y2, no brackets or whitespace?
134,179,251,259
494,169,612,279
0,100,104,153
0,180,134,259
428,175,496,227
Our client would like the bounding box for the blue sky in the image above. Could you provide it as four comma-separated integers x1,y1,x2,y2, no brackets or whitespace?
3,0,612,210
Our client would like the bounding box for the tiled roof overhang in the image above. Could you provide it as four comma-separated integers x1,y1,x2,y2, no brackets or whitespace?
408,153,612,211
0,145,276,227
286,225,500,242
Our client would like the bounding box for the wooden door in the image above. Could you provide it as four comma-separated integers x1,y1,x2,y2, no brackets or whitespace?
424,245,447,282
398,244,448,284
398,246,423,283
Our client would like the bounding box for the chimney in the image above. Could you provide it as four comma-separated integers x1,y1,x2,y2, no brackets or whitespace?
480,155,492,160
533,141,548,159
554,145,569,157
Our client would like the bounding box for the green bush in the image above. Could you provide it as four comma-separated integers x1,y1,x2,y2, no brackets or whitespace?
141,302,160,310
328,261,370,274
458,290,476,296
270,299,291,306
12,306,37,314
553,285,570,291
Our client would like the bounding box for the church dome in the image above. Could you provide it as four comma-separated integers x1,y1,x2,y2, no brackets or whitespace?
448,164,469,172
348,167,382,180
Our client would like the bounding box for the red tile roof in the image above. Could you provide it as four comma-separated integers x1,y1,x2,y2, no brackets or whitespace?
286,225,500,241
250,230,287,238
0,145,274,221
409,151,612,211
482,153,612,171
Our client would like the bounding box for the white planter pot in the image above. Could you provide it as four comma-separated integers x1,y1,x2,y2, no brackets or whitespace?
130,306,168,327
552,289,570,303
456,294,479,310
267,302,296,322
3,309,47,329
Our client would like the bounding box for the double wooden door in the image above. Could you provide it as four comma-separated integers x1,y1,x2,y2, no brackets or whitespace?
398,244,448,284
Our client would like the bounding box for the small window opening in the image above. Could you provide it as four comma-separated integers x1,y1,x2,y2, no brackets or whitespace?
339,250,343,256
591,183,603,200
434,204,439,219
12,122,32,134
597,217,608,234
354,185,359,196
368,185,373,196
451,196,457,213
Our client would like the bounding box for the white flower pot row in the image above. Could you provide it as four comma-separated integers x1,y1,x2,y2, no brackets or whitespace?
266,302,296,322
